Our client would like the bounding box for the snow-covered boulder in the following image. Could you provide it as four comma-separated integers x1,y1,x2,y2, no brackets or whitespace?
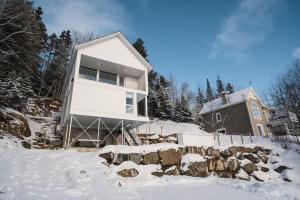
142,152,159,165
242,163,257,174
117,168,139,177
180,154,209,177
158,149,181,167
164,166,180,176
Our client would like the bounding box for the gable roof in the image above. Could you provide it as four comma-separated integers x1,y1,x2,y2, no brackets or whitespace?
74,32,152,71
200,87,265,115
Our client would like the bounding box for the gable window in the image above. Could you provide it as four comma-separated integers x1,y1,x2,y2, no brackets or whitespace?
251,102,261,119
216,113,222,122
79,66,97,81
99,71,117,85
126,92,134,113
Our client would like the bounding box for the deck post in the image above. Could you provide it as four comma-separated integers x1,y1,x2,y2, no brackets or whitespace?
64,120,69,148
67,115,73,147
121,120,124,145
97,117,101,148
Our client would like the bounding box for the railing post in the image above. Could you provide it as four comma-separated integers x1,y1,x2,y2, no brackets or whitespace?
240,135,244,144
97,117,100,148
230,135,233,145
249,132,253,143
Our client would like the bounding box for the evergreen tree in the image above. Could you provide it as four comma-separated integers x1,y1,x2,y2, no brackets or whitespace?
132,38,148,61
216,75,225,95
226,83,235,94
157,76,173,120
206,79,214,102
180,94,192,122
44,30,72,98
195,87,206,112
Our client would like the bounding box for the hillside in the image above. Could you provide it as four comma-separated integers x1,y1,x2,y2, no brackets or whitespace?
0,134,299,200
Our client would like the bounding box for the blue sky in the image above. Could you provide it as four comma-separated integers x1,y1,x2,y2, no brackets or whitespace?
34,0,300,96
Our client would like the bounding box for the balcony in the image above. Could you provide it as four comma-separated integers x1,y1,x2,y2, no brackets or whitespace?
78,54,146,91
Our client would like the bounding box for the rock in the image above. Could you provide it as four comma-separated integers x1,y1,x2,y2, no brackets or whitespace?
179,147,187,156
114,153,132,165
263,149,272,155
182,161,209,177
283,178,292,182
238,146,253,154
236,169,250,181
252,146,264,153
158,149,181,167
206,147,221,157
228,146,238,156
244,153,260,163
0,135,3,139
21,140,31,149
117,168,139,177
142,152,159,164
236,153,245,160
274,166,290,173
164,166,180,176
129,153,143,165
242,163,256,174
151,171,164,177
260,166,269,172
50,139,62,148
215,159,226,171
207,157,218,171
227,159,240,176
257,152,268,164
215,171,232,178
99,152,114,164
221,149,231,159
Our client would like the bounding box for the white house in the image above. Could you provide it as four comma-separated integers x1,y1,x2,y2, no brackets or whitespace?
60,32,152,148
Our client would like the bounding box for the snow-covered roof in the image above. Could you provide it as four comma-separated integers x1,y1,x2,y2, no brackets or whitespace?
200,87,262,115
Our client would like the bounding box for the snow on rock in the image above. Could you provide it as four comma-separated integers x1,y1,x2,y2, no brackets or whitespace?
99,143,184,154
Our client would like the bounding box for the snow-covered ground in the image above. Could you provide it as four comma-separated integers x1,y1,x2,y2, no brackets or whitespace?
0,135,300,200
137,119,208,136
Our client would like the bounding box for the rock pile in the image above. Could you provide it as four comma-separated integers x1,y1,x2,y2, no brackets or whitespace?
99,145,291,181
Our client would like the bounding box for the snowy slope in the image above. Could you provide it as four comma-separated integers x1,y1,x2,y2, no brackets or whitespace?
0,135,300,200
137,119,208,136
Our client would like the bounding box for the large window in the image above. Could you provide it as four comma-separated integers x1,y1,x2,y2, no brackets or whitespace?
126,92,134,113
99,71,117,85
251,102,261,119
79,66,97,81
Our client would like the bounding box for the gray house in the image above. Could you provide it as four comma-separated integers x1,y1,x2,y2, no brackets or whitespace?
199,87,271,136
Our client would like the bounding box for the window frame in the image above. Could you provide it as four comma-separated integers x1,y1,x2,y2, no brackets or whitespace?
217,128,226,135
79,66,97,81
251,101,262,119
126,92,134,114
216,112,222,122
99,70,118,85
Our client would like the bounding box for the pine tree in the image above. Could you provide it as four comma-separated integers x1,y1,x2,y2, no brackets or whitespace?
195,87,206,112
180,94,192,122
226,83,235,94
157,76,173,120
216,75,225,95
206,79,214,102
132,38,149,61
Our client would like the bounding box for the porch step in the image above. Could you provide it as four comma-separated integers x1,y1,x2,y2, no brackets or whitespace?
124,128,141,146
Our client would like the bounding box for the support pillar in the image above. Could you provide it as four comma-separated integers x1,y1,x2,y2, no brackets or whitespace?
67,115,73,147
121,120,124,145
97,117,101,148
64,121,69,148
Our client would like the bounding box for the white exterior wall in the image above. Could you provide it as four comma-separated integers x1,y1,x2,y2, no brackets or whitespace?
61,34,150,125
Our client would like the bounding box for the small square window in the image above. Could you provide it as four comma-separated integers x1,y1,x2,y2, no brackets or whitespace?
216,113,222,122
